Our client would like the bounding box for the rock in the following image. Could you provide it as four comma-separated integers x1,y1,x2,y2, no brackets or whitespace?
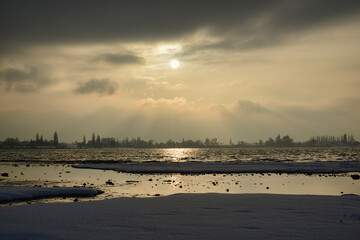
1,173,9,177
350,174,360,180
106,180,114,185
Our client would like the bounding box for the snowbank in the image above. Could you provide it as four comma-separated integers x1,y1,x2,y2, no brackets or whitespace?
0,186,103,202
0,193,359,239
73,161,360,174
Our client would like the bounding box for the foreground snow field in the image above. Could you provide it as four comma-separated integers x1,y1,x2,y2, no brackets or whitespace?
1,193,359,240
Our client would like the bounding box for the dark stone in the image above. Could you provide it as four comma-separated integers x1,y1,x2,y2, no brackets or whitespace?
1,173,9,177
350,174,360,180
106,180,114,185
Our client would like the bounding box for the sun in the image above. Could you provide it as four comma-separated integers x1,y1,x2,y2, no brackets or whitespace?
170,59,180,69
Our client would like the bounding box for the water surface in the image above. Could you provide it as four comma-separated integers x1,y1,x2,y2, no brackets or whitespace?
1,147,359,164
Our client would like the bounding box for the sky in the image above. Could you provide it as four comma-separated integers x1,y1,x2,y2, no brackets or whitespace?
1,0,360,143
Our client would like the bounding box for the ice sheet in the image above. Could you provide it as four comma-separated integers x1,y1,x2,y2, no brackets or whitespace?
0,186,103,202
74,161,360,173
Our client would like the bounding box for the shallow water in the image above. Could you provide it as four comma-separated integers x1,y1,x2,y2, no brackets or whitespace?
1,163,359,206
1,148,359,206
1,147,360,164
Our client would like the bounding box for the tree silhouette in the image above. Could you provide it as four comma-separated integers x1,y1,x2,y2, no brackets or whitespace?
275,134,282,145
53,131,58,147
96,135,101,147
92,133,96,146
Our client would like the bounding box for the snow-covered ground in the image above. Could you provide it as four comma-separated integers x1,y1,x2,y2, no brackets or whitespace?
73,161,360,173
0,193,359,240
0,186,103,202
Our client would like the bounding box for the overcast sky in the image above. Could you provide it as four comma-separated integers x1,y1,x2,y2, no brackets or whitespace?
1,0,360,142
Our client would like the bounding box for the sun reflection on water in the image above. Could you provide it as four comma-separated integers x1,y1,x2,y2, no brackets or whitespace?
162,148,196,162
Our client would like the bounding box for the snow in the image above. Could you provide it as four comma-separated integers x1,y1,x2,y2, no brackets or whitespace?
0,186,103,202
0,193,359,239
73,161,360,174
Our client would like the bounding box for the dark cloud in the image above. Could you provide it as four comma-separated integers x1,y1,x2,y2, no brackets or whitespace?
94,53,145,65
75,79,118,95
1,1,360,53
0,67,49,92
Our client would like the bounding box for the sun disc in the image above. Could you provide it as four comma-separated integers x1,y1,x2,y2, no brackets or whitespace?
171,59,179,69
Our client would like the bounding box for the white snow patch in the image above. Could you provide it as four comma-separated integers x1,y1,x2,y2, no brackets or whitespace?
0,193,359,239
0,186,103,202
73,161,360,174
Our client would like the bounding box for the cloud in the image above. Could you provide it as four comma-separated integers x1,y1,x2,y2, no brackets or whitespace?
75,79,118,95
0,67,49,92
235,100,271,114
94,53,145,65
137,97,188,108
1,97,359,142
1,1,360,53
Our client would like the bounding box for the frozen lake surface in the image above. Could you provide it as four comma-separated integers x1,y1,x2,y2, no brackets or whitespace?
0,148,360,239
1,162,359,205
0,148,359,205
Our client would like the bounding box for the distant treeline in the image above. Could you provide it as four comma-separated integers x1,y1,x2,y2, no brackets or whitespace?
0,132,359,149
